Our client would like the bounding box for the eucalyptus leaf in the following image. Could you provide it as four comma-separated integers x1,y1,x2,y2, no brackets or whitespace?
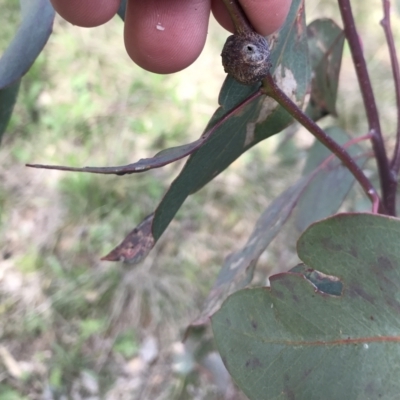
0,0,55,89
212,213,400,400
0,80,20,143
295,127,368,232
305,19,344,120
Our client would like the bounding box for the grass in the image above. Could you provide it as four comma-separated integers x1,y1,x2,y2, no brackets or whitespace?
1,0,399,399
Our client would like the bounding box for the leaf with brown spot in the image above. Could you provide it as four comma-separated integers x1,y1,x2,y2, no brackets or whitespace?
212,214,400,400
101,214,154,264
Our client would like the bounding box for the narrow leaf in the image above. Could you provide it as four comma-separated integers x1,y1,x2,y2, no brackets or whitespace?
27,90,263,174
0,80,20,143
27,139,205,174
305,19,345,120
295,127,368,232
101,214,154,263
212,213,400,400
0,0,55,89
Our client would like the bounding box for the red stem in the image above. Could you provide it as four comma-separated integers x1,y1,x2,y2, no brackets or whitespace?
262,74,382,214
338,0,396,215
221,0,253,34
381,0,400,176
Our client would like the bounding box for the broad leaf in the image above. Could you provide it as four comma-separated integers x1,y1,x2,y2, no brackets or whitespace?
295,127,368,232
0,0,55,89
305,19,344,120
0,80,20,143
212,213,400,400
104,0,311,263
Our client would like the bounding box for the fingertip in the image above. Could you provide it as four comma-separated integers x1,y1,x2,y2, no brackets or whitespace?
211,0,235,34
51,0,121,27
241,0,292,35
124,0,211,74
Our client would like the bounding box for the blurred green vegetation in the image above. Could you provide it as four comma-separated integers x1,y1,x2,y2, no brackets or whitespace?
0,0,399,398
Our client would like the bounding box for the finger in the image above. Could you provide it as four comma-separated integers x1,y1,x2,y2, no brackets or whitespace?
124,0,211,74
50,0,121,27
211,0,292,36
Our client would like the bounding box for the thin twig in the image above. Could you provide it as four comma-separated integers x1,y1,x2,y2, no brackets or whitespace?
262,74,382,214
338,0,395,215
381,0,400,176
221,0,253,34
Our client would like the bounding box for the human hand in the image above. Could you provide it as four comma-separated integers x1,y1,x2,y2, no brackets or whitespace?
50,0,292,74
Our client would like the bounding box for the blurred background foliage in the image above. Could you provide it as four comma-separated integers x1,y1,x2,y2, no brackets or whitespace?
0,0,399,398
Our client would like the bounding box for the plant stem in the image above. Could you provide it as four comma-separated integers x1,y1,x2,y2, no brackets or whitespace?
221,0,253,35
338,0,396,215
381,0,400,176
262,73,382,214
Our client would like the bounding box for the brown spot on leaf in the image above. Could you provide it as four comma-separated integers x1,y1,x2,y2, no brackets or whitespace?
377,256,395,271
385,297,400,313
101,213,155,264
347,284,375,303
303,368,312,379
350,246,358,258
251,319,258,330
245,357,263,369
320,236,343,252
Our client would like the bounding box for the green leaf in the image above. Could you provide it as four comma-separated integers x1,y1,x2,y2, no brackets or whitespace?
27,138,208,174
295,127,369,232
104,0,311,263
305,19,344,120
26,91,263,174
0,80,20,143
0,0,55,89
212,213,400,400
